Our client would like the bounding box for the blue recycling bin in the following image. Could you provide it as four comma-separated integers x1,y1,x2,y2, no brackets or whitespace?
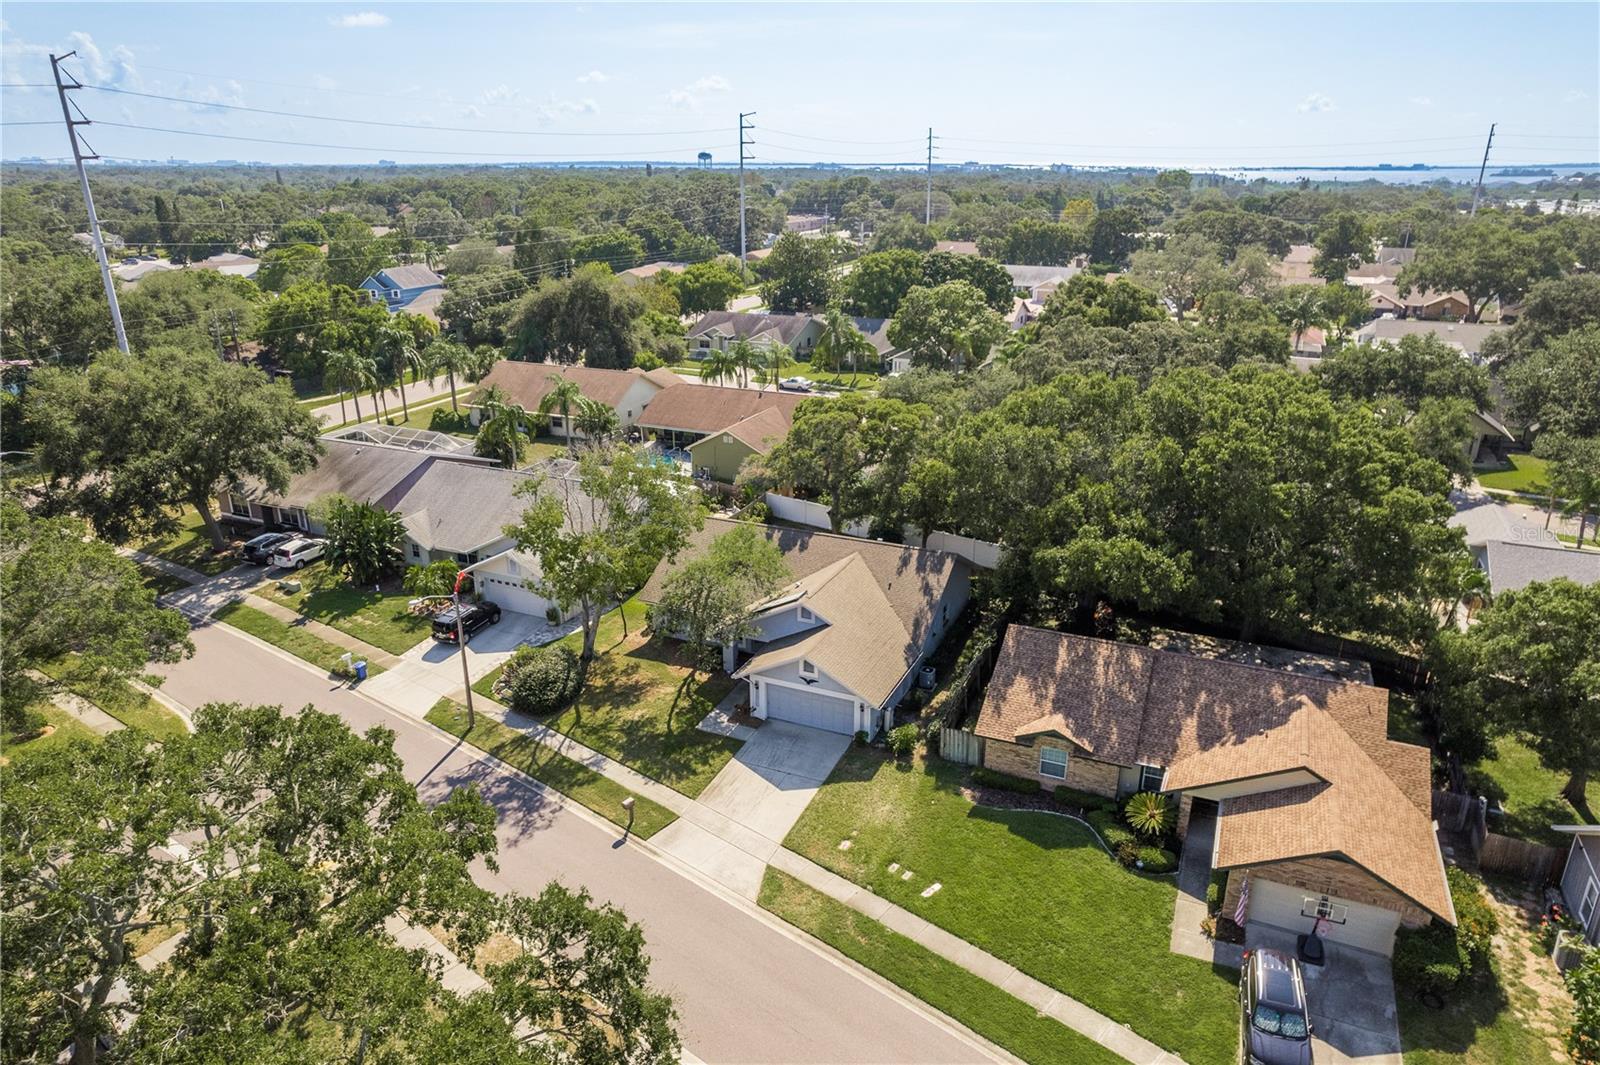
354,661,368,682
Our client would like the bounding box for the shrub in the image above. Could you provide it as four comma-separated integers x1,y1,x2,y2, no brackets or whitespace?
888,724,919,758
1114,840,1141,866
1053,785,1114,811
496,645,582,716
1123,791,1173,838
1393,923,1468,995
969,766,1040,794
853,729,868,748
1087,809,1137,855
1135,846,1177,873
1205,880,1221,911
1567,946,1600,1063
1448,867,1498,966
544,604,561,624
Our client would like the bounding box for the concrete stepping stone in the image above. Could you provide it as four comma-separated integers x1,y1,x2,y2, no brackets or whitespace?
921,883,942,898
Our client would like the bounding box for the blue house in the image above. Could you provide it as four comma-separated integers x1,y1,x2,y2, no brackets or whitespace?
358,264,445,313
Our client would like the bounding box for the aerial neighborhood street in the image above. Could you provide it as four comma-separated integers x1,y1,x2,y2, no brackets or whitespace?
2,4,1599,1065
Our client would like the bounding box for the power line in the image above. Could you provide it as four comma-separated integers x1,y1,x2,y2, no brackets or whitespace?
79,84,727,138
90,120,738,160
758,127,924,146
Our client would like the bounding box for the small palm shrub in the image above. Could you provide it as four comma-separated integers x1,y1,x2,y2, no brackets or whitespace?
888,724,919,758
496,645,581,716
1123,791,1173,838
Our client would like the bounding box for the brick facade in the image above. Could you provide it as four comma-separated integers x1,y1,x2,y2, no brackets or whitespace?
983,737,1121,796
1219,856,1433,929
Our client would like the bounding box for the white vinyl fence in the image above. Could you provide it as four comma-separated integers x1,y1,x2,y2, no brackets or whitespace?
762,493,1005,568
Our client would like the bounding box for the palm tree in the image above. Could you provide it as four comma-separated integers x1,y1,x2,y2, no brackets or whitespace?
572,396,619,447
1282,286,1325,354
330,352,377,424
538,373,585,453
813,308,876,389
728,338,759,390
756,345,789,391
377,323,420,413
468,344,501,383
321,347,364,425
427,340,472,412
474,385,529,468
702,347,740,388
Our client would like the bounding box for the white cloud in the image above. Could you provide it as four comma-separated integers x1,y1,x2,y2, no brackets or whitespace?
664,74,731,109
330,11,390,28
1297,92,1336,113
577,69,609,84
1565,89,1590,103
536,96,597,123
483,84,526,106
1408,95,1433,107
66,31,141,88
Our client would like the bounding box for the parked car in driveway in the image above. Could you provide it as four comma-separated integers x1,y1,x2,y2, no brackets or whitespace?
243,531,297,564
778,376,813,392
269,537,326,570
431,601,501,644
1240,948,1313,1065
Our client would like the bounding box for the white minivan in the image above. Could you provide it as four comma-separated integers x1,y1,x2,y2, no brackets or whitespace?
270,537,326,570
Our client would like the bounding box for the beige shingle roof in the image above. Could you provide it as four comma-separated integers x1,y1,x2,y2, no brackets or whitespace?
474,362,677,411
636,385,806,436
639,518,968,706
974,626,1451,922
685,405,791,456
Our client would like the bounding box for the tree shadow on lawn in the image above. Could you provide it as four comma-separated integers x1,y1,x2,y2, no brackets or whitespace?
1397,965,1516,1058
965,800,1124,858
557,661,737,790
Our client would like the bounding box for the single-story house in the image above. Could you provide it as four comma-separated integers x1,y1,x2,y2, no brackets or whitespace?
785,214,828,233
188,252,260,280
1354,318,1507,362
848,316,907,374
687,311,823,358
636,383,806,454
1271,244,1323,285
1466,409,1517,466
1557,825,1600,946
359,264,446,313
1010,296,1046,330
1291,325,1327,356
1479,540,1600,595
219,437,580,619
639,518,971,736
1002,264,1079,301
619,260,688,282
470,362,682,436
932,240,979,256
1366,283,1472,321
973,626,1455,954
683,405,792,483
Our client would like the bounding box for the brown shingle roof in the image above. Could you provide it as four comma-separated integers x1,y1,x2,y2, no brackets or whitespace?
974,626,1451,921
685,405,791,455
636,384,805,436
638,518,968,706
473,362,677,411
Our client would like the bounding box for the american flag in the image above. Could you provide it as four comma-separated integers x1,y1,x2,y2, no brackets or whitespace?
1233,875,1250,925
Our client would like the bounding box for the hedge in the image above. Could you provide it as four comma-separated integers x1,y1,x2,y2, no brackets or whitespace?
970,766,1041,794
1053,785,1117,812
1393,867,1499,995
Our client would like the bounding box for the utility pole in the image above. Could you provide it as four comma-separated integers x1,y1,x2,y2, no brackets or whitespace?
925,127,936,225
1470,123,1496,217
51,52,128,353
738,111,756,280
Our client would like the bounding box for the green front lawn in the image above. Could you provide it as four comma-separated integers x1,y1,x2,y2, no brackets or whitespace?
0,703,99,765
1467,737,1598,846
1475,453,1550,496
214,601,386,679
473,599,740,798
425,698,676,838
255,563,431,655
39,657,188,743
138,564,193,596
132,506,241,576
784,748,1237,1065
759,869,1126,1065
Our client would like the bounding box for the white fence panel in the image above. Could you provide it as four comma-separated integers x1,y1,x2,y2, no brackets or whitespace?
764,493,869,537
762,494,1003,565
920,531,1004,569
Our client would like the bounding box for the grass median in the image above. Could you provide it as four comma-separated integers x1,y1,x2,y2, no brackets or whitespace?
214,601,386,679
424,697,676,838
758,869,1126,1065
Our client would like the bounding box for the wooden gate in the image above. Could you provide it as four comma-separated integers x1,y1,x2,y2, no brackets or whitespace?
938,727,985,767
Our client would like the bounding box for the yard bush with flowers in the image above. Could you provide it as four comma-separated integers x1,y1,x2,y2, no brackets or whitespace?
1569,945,1600,1063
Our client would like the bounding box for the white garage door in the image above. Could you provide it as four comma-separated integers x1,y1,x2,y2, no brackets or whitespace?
478,573,550,617
766,684,856,734
1248,876,1403,956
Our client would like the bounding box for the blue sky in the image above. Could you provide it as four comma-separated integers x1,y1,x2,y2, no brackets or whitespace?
2,3,1596,168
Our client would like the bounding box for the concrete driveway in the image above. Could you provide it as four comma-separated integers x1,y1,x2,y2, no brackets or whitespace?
1247,925,1401,1065
362,609,556,715
651,720,849,899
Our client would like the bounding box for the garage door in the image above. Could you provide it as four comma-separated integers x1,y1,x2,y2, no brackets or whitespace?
478,573,550,617
766,684,856,734
1247,876,1403,955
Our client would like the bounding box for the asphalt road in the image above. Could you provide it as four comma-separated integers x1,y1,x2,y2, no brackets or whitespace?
151,622,997,1065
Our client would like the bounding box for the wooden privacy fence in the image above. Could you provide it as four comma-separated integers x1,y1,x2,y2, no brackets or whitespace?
1478,833,1566,884
938,727,985,767
1433,789,1488,854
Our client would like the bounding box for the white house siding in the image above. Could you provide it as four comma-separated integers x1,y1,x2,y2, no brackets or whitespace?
1561,835,1600,945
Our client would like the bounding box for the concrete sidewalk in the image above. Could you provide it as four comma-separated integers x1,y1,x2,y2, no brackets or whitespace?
380,686,1183,1065
240,593,403,669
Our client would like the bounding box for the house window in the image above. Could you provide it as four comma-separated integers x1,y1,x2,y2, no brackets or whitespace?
228,495,250,518
1583,880,1599,927
798,605,814,623
722,434,732,444
799,659,817,677
390,289,401,299
410,544,421,559
1139,765,1165,793
1039,747,1068,780
290,508,308,530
